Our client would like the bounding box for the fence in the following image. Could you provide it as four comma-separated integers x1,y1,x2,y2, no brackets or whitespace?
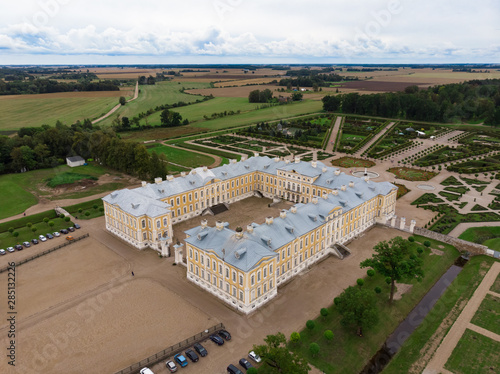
0,233,90,274
114,323,225,374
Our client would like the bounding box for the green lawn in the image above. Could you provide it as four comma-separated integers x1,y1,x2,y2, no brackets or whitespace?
491,273,500,293
46,172,97,188
0,93,121,130
63,199,104,220
470,293,500,335
483,238,500,251
98,81,211,127
0,164,128,220
459,226,500,250
382,256,498,374
444,329,500,374
147,144,215,168
289,236,459,374
330,157,376,168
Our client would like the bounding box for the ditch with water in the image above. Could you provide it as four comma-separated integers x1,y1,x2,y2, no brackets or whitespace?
360,256,468,374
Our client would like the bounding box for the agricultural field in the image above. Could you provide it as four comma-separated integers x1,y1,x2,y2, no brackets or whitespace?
335,117,386,153
0,90,131,131
146,143,216,169
97,80,211,127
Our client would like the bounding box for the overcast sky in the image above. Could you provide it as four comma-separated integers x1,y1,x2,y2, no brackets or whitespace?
0,0,499,65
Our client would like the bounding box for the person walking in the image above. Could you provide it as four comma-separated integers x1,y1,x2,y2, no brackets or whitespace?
131,271,134,276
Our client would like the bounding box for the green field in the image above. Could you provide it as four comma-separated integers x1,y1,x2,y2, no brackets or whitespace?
459,226,500,251
0,94,122,130
63,198,104,220
470,293,500,335
147,144,215,168
98,81,211,127
0,164,129,219
444,329,500,374
140,97,260,126
46,172,98,188
383,256,497,374
491,274,500,293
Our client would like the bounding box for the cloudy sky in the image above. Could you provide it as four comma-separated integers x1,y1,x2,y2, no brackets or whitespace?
0,0,499,64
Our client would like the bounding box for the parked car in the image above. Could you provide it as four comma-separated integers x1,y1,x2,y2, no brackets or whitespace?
14,244,23,251
165,360,177,373
68,226,75,232
39,235,47,242
22,241,31,248
185,348,199,362
0,249,6,255
31,238,39,245
74,223,81,229
139,368,154,374
53,231,61,237
174,353,188,367
209,334,224,346
7,247,14,253
66,236,74,241
248,351,261,363
239,358,253,370
193,342,208,357
60,229,69,234
227,364,244,374
218,329,232,341
46,233,54,239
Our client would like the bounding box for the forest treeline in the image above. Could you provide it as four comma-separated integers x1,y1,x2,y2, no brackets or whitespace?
0,121,166,180
322,79,500,125
0,78,121,95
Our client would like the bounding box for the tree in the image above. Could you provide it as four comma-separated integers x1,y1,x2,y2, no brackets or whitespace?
85,211,90,217
335,286,378,336
119,96,126,106
357,278,365,287
8,227,14,235
367,269,375,277
48,221,55,228
160,109,172,126
360,236,424,303
13,231,19,238
32,226,37,233
309,343,320,357
320,308,329,318
93,204,98,210
43,217,49,225
324,330,334,342
27,222,32,228
423,240,431,248
290,332,301,345
65,217,71,222
253,332,310,374
292,92,303,101
322,95,341,112
306,320,315,330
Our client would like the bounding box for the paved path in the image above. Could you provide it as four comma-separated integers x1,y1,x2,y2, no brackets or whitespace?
325,116,342,153
92,81,139,124
355,121,396,156
423,261,500,374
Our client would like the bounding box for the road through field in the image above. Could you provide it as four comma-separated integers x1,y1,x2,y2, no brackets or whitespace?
92,81,138,124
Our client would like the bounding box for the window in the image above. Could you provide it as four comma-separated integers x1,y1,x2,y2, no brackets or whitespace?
176,197,180,205
206,257,210,266
141,220,146,229
183,196,186,204
201,254,204,264
219,279,223,288
190,264,193,272
226,268,229,278
189,249,193,258
163,218,167,226
263,268,267,278
195,252,198,261
264,283,267,293
143,232,146,240
239,275,243,286
232,287,236,297
219,265,222,274
270,264,273,274
251,275,255,286
257,288,261,297
232,271,236,282
257,271,261,282
239,291,243,301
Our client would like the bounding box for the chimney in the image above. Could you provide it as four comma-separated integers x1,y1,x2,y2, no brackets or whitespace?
216,221,224,231
295,156,300,164
322,167,327,172
334,169,341,175
311,161,317,168
291,206,297,214
141,181,147,187
235,226,243,239
332,189,338,195
155,177,162,184
364,176,370,182
191,169,197,175
349,181,355,188
253,152,259,157
280,210,287,219
230,159,237,164
265,216,274,225
241,156,247,161
341,185,346,191
201,219,207,228
246,224,254,233
285,159,290,164
203,166,208,172
167,175,174,181
274,157,280,163
322,192,328,200
181,172,186,177
312,197,318,204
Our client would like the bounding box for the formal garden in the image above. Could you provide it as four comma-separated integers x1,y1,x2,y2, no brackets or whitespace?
388,167,438,181
334,118,386,154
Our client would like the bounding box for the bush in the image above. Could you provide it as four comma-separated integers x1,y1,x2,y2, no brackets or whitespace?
357,278,365,287
408,236,415,242
306,320,315,330
424,240,431,248
324,330,334,341
320,308,329,318
64,217,71,222
367,269,375,277
374,286,382,294
247,368,258,374
309,342,320,357
290,331,301,344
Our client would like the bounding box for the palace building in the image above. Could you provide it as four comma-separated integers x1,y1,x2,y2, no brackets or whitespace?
102,155,397,313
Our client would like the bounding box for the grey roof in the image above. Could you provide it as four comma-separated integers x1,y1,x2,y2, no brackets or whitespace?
66,156,84,162
102,189,171,217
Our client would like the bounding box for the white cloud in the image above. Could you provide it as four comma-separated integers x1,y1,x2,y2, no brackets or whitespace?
0,0,498,63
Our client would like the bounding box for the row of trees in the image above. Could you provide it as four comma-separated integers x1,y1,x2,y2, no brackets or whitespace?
322,79,500,125
249,89,274,103
0,79,120,95
0,121,167,180
251,236,424,373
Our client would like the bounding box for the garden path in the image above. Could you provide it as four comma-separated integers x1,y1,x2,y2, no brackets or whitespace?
325,115,342,153
354,121,396,156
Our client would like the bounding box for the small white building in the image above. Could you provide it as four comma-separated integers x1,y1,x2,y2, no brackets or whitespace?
66,156,85,167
